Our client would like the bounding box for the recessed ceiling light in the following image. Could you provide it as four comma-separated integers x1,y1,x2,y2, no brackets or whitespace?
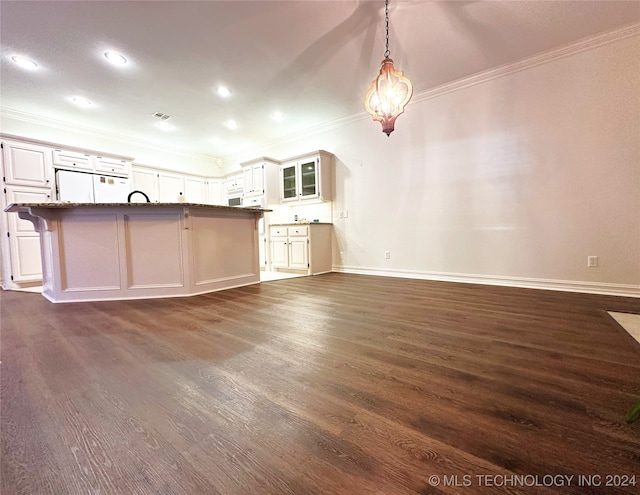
104,51,127,66
11,55,38,70
71,96,93,108
216,86,232,98
271,111,285,122
156,121,174,131
224,120,238,130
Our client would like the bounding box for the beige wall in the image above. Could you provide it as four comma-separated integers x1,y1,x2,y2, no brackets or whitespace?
225,33,640,294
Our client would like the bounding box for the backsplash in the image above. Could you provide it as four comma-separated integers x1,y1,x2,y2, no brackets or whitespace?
267,201,332,224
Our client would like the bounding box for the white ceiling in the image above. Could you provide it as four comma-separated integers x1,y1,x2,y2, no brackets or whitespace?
1,1,639,159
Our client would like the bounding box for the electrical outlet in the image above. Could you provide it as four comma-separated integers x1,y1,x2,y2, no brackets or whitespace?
343,210,348,218
339,251,344,260
384,251,390,259
339,211,344,218
587,256,598,267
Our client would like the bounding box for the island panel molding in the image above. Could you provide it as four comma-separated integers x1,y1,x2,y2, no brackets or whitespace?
59,210,122,291
5,203,268,303
191,211,257,286
124,211,185,289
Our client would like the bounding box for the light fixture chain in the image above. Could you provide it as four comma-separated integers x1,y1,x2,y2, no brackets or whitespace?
384,0,390,58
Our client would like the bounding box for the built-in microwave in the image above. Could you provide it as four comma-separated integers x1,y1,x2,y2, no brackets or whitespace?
227,194,242,207
242,196,265,208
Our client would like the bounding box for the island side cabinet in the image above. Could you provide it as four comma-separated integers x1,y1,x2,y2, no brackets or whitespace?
269,223,332,275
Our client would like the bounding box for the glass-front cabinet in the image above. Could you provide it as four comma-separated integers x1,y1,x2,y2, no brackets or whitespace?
299,159,317,198
281,163,298,200
279,151,333,203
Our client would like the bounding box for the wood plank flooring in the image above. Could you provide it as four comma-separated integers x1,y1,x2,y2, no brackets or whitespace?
2,273,639,495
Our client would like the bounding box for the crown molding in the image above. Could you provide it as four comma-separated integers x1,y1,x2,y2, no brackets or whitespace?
0,108,215,163
410,22,640,106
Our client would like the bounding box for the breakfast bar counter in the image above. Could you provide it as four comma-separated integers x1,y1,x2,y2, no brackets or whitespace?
5,202,269,303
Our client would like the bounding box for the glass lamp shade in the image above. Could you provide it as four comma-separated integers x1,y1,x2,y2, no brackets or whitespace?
365,57,413,136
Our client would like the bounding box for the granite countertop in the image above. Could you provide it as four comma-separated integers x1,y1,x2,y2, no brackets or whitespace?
270,222,332,226
5,202,272,213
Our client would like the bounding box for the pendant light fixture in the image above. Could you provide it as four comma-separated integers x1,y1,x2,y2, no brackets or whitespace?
364,0,413,136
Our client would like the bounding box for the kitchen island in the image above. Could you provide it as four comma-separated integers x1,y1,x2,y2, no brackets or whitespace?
4,202,269,303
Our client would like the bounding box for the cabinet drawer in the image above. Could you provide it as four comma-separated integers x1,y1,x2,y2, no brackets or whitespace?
96,156,130,176
288,226,308,237
270,227,288,237
53,149,94,171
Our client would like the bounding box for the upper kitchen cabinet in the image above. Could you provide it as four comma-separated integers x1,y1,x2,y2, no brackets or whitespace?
53,149,132,177
279,150,333,203
241,157,280,204
95,156,132,176
131,167,183,203
2,139,53,187
52,148,94,172
131,167,159,202
224,174,243,195
132,165,223,205
184,176,208,204
182,176,224,205
206,179,223,205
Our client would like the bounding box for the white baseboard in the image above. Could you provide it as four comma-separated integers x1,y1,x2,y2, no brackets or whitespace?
331,265,640,298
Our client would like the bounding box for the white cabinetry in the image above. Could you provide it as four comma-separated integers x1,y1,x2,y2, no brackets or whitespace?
1,139,55,286
53,148,94,171
96,156,131,176
185,176,208,204
269,223,332,275
2,140,53,187
3,186,52,282
241,157,280,204
280,150,333,203
131,167,159,202
158,171,184,203
184,177,222,205
131,166,184,203
225,174,243,194
52,149,132,177
207,179,223,205
132,166,223,205
243,163,264,196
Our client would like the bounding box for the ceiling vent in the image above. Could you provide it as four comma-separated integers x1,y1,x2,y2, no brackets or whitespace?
152,112,171,121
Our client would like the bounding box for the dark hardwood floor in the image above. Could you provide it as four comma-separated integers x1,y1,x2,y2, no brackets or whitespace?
2,273,639,495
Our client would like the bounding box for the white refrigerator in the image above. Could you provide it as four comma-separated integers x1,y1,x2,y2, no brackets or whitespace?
56,170,131,203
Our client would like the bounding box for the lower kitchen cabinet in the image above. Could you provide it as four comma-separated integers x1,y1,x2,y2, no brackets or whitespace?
1,185,53,285
269,223,332,275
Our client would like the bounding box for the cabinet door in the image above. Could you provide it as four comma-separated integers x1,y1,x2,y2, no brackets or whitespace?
2,140,53,187
288,237,309,270
53,149,94,171
251,164,264,195
206,179,223,205
242,164,265,197
280,163,297,201
242,166,254,194
131,168,159,202
5,186,52,281
270,237,289,268
96,156,130,176
158,172,184,203
299,158,319,199
184,176,207,204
